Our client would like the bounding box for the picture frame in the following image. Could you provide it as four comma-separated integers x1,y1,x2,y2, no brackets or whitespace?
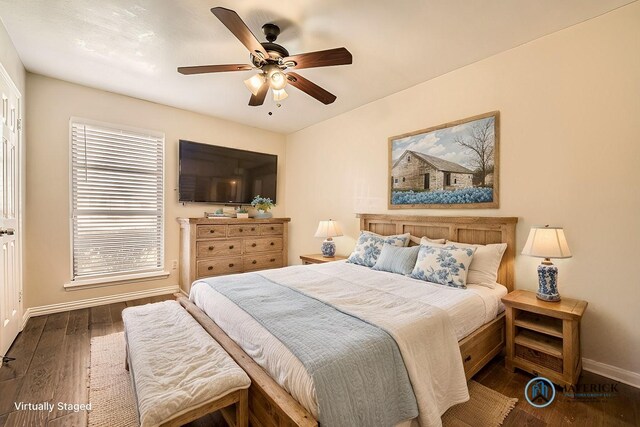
388,111,499,209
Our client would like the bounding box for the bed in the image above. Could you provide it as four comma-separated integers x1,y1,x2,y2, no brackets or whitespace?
178,214,517,427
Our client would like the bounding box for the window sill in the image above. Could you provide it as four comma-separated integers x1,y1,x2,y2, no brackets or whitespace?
64,270,171,291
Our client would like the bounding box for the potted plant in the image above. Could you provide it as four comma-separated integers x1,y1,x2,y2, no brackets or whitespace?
236,207,249,219
251,195,274,219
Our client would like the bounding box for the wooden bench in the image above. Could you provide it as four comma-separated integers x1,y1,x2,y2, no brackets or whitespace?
123,300,250,427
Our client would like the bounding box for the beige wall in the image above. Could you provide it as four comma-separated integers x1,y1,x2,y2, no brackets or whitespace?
285,3,640,375
25,73,286,308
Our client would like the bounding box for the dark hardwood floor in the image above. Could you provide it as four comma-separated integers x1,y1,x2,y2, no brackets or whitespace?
0,297,638,427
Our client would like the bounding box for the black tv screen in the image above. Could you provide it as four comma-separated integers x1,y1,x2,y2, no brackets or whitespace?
179,140,277,204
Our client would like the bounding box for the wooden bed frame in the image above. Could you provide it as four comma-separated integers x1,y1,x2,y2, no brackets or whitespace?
178,213,518,427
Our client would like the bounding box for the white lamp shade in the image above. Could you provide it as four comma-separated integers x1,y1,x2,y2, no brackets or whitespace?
244,73,265,96
522,226,572,259
272,88,288,101
314,220,343,238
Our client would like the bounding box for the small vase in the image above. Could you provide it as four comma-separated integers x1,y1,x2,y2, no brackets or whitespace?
236,213,249,219
254,209,273,219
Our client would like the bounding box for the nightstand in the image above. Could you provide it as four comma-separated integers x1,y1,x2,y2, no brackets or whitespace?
300,254,348,265
502,290,587,388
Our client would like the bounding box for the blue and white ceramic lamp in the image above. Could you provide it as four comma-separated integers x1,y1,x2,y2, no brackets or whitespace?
521,225,572,302
314,220,343,257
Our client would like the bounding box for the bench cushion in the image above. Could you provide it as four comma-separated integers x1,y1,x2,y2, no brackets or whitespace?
123,300,250,427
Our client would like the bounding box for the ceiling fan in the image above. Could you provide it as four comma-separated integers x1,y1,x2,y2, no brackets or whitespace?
178,7,352,106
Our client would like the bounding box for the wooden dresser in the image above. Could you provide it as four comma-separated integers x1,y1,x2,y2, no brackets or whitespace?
178,217,291,294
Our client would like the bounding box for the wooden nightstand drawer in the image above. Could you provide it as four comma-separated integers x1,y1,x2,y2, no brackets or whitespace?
196,240,242,258
197,257,243,277
244,237,283,253
259,224,283,235
244,253,282,271
196,225,227,239
228,224,259,237
515,344,563,373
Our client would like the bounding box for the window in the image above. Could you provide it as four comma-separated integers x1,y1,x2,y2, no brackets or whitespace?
402,177,406,182
407,155,411,162
70,119,164,283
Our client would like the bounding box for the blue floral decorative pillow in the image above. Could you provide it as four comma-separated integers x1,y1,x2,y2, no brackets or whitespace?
347,232,410,267
410,245,476,288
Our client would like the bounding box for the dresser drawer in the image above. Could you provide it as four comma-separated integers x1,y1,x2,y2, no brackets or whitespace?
259,224,283,235
197,258,243,277
196,240,242,258
244,237,283,254
228,224,260,237
244,253,283,271
196,225,227,239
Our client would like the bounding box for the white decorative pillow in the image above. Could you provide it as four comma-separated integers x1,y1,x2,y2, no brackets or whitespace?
445,241,508,288
410,245,476,288
409,235,446,245
347,232,410,267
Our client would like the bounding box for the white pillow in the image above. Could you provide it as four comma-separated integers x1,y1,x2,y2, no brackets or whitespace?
410,235,446,245
445,241,507,288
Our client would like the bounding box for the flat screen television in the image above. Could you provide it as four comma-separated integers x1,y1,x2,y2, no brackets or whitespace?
179,140,277,204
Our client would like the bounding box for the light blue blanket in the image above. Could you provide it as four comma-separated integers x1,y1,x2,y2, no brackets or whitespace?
201,272,418,427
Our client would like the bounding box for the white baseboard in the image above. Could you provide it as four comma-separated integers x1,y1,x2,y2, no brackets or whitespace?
22,285,180,325
583,358,640,389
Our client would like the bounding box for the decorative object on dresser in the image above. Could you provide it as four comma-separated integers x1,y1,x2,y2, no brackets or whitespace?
502,290,587,388
235,208,249,219
522,225,572,302
388,111,499,209
178,217,290,294
314,219,343,257
300,254,348,265
251,195,274,219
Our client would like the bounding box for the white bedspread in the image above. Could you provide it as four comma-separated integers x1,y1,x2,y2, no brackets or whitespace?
190,261,507,427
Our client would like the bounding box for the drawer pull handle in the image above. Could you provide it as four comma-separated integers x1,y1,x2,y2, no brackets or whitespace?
271,227,274,230
239,228,243,232
208,246,214,250
270,242,275,246
207,266,213,271
270,258,276,262
464,355,471,362
252,260,257,264
229,245,234,249
251,227,256,231
251,243,257,247
209,229,215,233
229,263,234,268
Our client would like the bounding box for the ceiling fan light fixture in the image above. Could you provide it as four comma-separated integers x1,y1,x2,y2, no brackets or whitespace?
244,73,266,96
272,88,288,101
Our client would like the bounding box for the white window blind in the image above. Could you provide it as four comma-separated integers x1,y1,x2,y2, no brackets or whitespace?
70,119,164,281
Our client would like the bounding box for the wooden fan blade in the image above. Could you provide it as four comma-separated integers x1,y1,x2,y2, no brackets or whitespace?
249,82,269,106
284,47,352,70
286,72,337,105
211,7,269,59
177,64,253,75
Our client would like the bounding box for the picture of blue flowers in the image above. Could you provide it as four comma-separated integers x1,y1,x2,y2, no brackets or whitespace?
388,111,499,209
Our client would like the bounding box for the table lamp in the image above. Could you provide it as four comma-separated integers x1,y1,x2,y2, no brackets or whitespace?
314,220,343,257
522,225,572,302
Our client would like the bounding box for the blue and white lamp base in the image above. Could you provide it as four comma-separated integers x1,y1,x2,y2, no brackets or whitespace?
537,261,560,302
321,238,336,257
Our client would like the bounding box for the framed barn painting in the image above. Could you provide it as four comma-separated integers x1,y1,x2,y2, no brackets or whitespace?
388,111,499,209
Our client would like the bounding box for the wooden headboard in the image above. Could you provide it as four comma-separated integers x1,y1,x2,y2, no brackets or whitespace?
357,214,518,292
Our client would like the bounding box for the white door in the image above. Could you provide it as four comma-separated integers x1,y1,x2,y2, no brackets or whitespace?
0,66,21,358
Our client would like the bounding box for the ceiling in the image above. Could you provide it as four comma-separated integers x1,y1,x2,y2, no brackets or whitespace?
0,0,633,133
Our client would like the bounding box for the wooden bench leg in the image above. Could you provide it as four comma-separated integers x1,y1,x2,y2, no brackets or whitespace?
124,342,130,372
236,389,248,427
